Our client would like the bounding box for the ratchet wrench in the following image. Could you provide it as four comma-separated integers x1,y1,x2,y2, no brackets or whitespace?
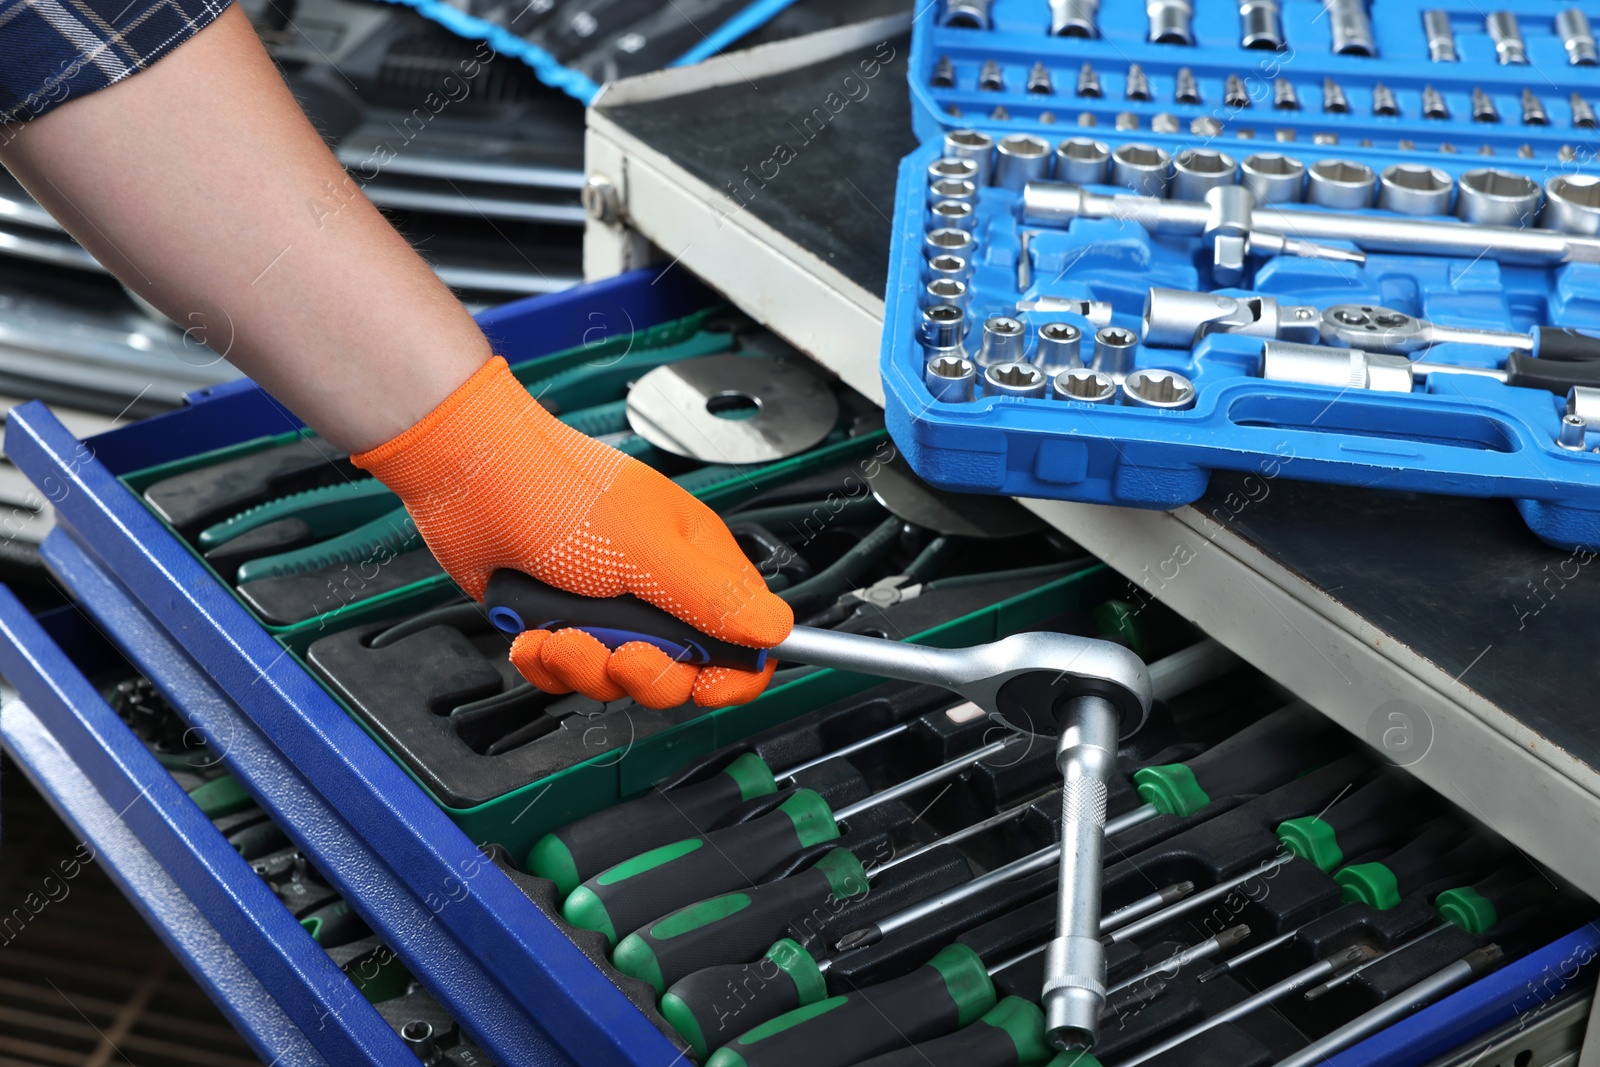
1319,304,1600,360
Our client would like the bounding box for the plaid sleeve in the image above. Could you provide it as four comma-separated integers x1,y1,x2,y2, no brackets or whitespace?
0,0,232,126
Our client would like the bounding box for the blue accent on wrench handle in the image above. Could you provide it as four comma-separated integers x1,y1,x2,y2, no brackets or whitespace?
484,570,768,671
1532,328,1600,362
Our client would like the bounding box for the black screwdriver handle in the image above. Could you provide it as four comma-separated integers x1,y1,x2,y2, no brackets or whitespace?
561,789,839,946
612,849,867,994
660,939,829,1061
1532,327,1600,362
484,569,767,671
850,997,1050,1067
526,752,779,897
1505,351,1600,392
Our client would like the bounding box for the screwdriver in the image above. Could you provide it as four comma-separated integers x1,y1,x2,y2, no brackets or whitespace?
1117,945,1375,1066
563,734,1034,945
1331,821,1502,910
849,995,1053,1067
531,635,1226,895
1106,924,1251,994
1274,767,1435,873
1261,340,1600,396
662,882,1193,1061
1127,701,1348,823
1273,946,1504,1067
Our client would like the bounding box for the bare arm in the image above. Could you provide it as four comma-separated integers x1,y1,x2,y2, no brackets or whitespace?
0,4,490,452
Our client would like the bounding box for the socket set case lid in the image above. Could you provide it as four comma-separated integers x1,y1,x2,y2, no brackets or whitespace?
880,0,1600,550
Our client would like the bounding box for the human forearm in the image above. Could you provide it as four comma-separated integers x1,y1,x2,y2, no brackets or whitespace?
0,4,489,451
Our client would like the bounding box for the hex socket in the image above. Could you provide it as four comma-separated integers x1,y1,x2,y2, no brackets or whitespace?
1541,175,1600,235
941,0,991,28
984,361,1048,398
944,130,996,186
926,354,977,402
925,252,971,281
924,227,976,258
1306,159,1376,208
928,157,981,187
1110,143,1172,197
1455,169,1541,227
928,177,977,205
1053,0,1099,36
1172,149,1239,202
1378,164,1454,216
1239,0,1284,48
1092,325,1140,376
1241,153,1306,203
994,134,1053,192
924,277,971,310
1056,138,1112,184
929,199,977,230
1053,368,1117,403
1036,321,1084,373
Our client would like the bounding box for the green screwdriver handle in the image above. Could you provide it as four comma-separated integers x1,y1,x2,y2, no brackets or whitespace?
705,943,996,1067
527,753,778,897
850,997,1054,1067
562,790,840,946
660,938,828,1061
613,849,866,994
236,505,419,584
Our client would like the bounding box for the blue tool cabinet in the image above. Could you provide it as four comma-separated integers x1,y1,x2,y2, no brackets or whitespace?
2,266,1597,1066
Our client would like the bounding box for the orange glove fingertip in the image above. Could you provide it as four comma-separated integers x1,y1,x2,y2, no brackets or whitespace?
509,630,567,693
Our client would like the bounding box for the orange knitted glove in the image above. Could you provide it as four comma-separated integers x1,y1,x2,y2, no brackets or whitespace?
352,357,790,709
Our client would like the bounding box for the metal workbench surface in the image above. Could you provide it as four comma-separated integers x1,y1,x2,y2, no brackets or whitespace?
584,18,1600,901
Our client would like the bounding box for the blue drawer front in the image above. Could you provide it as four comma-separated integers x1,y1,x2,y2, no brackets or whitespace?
0,587,409,1066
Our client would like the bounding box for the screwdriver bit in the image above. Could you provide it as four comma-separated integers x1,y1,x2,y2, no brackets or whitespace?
1274,77,1299,110
979,59,1004,91
1126,63,1152,100
1518,143,1535,158
1075,62,1102,98
931,56,955,88
1191,115,1223,136
1175,66,1201,103
1559,8,1599,65
1522,87,1549,126
1152,112,1181,133
1028,62,1054,95
1472,86,1500,123
1225,73,1251,109
1423,85,1450,119
991,105,1010,120
1322,77,1349,113
1372,82,1398,116
1115,111,1139,130
1574,92,1599,128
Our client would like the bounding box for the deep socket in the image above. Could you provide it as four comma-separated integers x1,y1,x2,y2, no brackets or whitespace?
1111,143,1172,196
1379,164,1455,215
1093,325,1140,376
1239,0,1284,48
1173,149,1238,201
1422,10,1457,60
1148,0,1194,44
1559,8,1599,65
1053,368,1117,403
1242,153,1306,202
1036,322,1085,373
1487,12,1527,64
1056,137,1112,184
1455,169,1541,227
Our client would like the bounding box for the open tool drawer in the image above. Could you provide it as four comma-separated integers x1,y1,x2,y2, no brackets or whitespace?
4,266,1599,1067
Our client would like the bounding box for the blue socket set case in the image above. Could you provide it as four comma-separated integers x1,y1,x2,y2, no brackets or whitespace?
880,0,1600,549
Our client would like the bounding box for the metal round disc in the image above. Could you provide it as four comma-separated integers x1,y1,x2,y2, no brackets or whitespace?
866,449,1045,539
626,355,838,464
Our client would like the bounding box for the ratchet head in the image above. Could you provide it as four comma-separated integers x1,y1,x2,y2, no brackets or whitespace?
1320,304,1430,352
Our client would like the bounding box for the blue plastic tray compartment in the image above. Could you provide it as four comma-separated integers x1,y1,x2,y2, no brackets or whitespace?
881,141,1600,550
0,592,412,1067
909,0,1600,163
2,269,713,1067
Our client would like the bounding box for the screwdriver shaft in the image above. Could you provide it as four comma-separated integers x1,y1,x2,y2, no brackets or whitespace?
781,723,913,780
833,735,1019,822
1107,853,1294,944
